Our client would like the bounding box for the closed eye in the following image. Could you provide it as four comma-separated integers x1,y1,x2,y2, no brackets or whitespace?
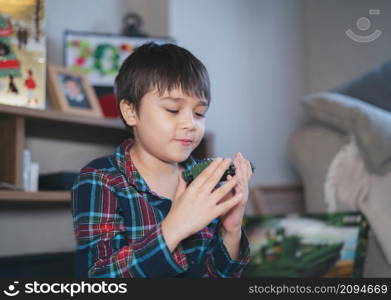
165,109,206,118
166,109,179,114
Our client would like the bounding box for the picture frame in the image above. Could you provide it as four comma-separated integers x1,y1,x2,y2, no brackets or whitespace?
47,64,103,117
63,30,174,87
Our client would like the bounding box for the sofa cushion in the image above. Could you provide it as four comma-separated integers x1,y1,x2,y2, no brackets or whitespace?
303,92,391,175
334,58,391,112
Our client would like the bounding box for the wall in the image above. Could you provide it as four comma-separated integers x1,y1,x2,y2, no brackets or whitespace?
169,0,307,186
304,0,391,93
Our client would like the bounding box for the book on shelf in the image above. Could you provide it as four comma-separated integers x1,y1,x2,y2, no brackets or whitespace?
23,149,31,192
29,162,40,192
23,148,40,192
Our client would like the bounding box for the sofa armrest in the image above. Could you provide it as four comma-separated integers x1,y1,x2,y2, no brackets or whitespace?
288,124,349,212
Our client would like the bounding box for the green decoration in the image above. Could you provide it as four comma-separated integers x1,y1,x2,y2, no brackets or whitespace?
182,158,255,183
93,43,120,76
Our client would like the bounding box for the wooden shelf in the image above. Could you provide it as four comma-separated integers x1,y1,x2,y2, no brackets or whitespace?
0,103,125,130
0,190,70,202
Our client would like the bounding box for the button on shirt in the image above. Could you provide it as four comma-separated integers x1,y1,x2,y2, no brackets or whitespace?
71,138,250,278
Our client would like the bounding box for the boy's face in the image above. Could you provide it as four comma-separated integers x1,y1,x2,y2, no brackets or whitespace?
123,87,208,163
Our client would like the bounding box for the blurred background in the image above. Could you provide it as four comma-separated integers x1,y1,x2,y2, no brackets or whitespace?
1,0,390,278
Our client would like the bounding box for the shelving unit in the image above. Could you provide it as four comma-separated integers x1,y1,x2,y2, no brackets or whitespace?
0,190,70,202
0,103,124,129
0,103,213,202
0,103,129,202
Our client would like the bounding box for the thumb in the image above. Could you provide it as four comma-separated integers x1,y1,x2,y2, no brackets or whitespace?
174,173,187,200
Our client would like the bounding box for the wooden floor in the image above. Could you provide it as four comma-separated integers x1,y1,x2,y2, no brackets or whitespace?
322,260,354,278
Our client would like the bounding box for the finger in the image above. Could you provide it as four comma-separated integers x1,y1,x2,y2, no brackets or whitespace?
237,153,249,183
238,153,248,175
239,153,252,179
238,159,249,193
233,155,243,191
190,157,223,188
237,158,249,202
226,174,239,195
239,155,247,183
211,175,238,202
216,192,243,216
233,152,240,167
202,158,232,192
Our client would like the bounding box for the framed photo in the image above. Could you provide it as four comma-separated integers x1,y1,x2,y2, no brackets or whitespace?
47,64,103,117
63,30,173,87
242,212,369,278
0,0,46,109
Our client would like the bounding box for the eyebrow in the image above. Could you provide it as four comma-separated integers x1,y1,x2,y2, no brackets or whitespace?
161,97,209,107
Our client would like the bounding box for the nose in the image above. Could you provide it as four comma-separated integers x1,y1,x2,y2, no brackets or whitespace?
181,110,196,131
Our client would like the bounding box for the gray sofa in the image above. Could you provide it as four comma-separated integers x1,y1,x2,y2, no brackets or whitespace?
289,59,391,277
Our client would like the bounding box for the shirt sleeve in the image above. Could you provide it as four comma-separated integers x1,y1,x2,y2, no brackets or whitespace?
203,219,251,278
71,169,189,278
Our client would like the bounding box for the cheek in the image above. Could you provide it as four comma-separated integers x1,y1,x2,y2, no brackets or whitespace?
193,122,205,143
197,122,205,136
142,108,172,130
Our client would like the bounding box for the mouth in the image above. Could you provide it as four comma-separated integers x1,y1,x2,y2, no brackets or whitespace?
175,139,193,146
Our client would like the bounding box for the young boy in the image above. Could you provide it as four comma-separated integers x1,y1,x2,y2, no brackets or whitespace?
71,42,253,278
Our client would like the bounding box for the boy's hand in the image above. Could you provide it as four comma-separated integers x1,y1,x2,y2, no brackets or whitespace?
162,158,243,251
219,152,253,234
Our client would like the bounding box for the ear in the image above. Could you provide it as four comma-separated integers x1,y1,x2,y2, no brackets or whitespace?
119,99,138,126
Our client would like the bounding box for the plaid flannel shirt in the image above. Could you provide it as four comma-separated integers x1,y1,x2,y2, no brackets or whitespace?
71,138,250,278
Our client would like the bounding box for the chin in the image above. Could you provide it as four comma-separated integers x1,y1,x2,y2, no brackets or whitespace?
166,149,192,163
174,153,191,163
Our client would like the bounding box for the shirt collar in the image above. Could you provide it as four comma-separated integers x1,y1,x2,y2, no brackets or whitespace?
114,138,197,195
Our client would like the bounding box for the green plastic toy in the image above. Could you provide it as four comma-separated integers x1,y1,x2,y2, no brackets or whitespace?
182,158,255,183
